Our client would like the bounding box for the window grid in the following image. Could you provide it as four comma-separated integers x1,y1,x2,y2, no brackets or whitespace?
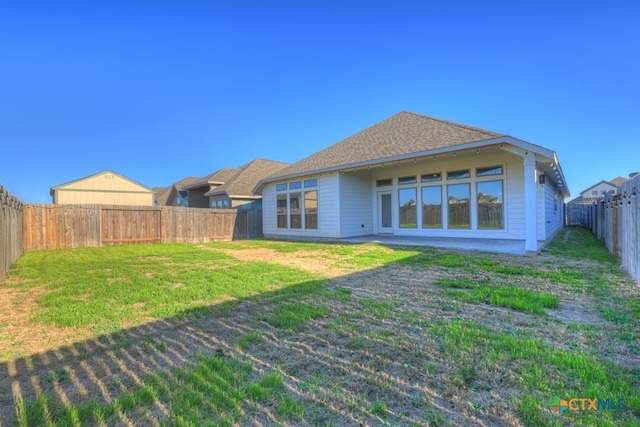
276,180,318,230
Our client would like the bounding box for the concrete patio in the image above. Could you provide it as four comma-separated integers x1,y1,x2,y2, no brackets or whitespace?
340,235,532,255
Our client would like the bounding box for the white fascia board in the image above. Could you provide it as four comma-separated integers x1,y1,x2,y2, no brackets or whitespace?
501,136,555,159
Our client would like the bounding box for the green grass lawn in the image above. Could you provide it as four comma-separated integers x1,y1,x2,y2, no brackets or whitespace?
1,228,639,426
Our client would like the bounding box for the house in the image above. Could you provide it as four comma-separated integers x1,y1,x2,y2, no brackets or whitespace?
154,176,201,207
254,111,570,254
50,170,155,206
578,177,627,199
204,159,289,209
181,168,238,207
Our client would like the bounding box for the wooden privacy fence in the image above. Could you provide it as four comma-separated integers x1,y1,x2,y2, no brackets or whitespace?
583,174,640,283
566,202,592,227
0,185,24,280
23,205,263,252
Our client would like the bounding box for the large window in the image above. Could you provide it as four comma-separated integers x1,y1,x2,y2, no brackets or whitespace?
376,165,505,231
398,188,417,228
477,181,503,229
422,186,442,228
277,194,287,228
276,180,318,230
305,191,318,229
290,192,302,229
447,184,470,228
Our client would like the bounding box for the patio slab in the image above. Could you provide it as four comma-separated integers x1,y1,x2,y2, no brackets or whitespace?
340,235,529,255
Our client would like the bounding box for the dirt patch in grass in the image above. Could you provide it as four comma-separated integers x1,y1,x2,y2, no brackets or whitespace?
0,285,93,361
547,299,605,325
216,247,349,278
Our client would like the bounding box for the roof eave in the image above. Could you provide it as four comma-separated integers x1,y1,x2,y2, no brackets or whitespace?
183,180,225,190
229,195,261,200
204,189,227,197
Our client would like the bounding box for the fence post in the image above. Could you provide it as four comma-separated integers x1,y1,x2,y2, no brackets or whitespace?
0,184,24,280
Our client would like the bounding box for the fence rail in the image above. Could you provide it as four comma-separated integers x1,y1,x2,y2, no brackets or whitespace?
577,174,640,283
0,185,23,280
23,205,262,252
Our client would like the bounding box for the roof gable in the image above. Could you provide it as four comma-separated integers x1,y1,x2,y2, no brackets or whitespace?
269,111,505,179
50,170,154,195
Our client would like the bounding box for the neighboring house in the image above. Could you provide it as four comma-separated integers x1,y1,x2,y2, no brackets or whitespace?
254,111,570,253
50,170,155,206
578,177,627,199
181,168,238,207
154,176,201,207
204,159,289,209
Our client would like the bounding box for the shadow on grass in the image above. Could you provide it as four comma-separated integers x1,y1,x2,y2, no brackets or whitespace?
0,253,469,426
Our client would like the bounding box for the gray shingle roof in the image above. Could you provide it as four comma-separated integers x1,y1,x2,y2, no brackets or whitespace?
154,186,172,205
154,176,201,205
201,168,238,183
206,159,289,197
182,168,239,190
268,111,505,179
609,176,628,186
175,176,201,188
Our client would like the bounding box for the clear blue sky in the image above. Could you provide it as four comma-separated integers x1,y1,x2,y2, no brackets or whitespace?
1,1,638,203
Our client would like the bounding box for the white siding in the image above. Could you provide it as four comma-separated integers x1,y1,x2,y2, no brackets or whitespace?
535,172,565,242
261,184,278,236
338,171,373,237
544,183,564,240
505,158,525,239
318,174,340,236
